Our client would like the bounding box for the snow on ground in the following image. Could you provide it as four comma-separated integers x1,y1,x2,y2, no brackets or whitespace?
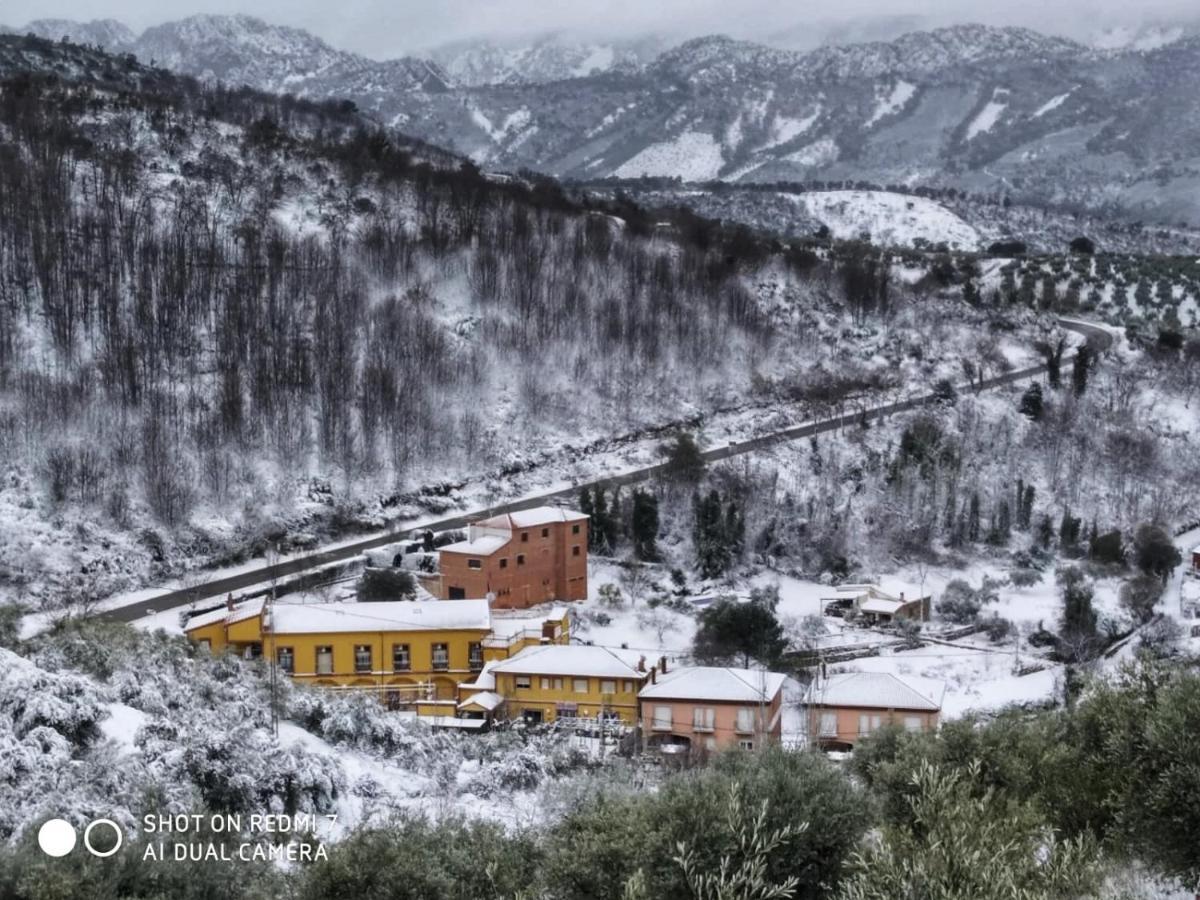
790,190,980,250
782,137,838,167
866,80,916,126
760,108,821,150
612,131,725,182
1033,90,1072,118
965,90,1008,141
99,702,149,753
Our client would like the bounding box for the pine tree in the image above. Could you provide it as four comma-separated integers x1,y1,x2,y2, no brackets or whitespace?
967,492,981,543
1040,274,1058,311
610,487,624,543
1072,345,1093,397
630,489,659,561
1037,514,1055,549
592,488,611,553
693,490,731,580
1018,382,1044,421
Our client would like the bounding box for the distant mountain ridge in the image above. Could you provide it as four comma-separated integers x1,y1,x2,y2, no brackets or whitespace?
4,14,1200,223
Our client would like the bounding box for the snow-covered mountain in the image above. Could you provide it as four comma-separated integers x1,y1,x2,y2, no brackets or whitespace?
13,17,136,50
5,15,1200,223
425,32,667,86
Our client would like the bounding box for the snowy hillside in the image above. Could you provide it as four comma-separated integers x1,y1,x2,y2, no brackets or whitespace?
790,190,980,250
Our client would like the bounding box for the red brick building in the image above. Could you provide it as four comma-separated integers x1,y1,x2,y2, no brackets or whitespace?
437,507,588,609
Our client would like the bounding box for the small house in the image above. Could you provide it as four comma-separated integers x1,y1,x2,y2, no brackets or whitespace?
638,666,787,754
806,671,943,750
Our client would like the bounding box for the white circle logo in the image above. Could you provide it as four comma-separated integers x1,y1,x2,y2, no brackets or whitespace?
37,819,77,857
83,819,124,858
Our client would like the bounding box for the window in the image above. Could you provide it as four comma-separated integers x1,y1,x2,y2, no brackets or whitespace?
468,642,483,670
652,706,672,730
692,707,716,732
277,647,294,673
354,645,372,673
431,643,449,670
572,545,581,557
448,586,466,600
819,712,838,737
515,676,531,690
499,558,508,569
735,708,756,734
541,527,549,538
517,554,526,566
704,737,717,751
600,679,616,694
573,678,589,694
622,680,634,693
199,639,211,653
572,524,581,535
739,739,755,751
858,714,883,735
540,677,551,690
904,715,924,733
315,646,333,675
392,644,410,671
467,558,482,570
521,532,529,542
540,676,564,691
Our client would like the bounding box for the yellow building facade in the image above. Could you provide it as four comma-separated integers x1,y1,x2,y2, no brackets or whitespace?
470,645,653,725
185,596,569,716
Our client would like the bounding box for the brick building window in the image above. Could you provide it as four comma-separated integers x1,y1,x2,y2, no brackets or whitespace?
572,545,581,557
541,527,549,538
499,558,508,569
572,524,580,534
467,558,482,570
517,554,525,566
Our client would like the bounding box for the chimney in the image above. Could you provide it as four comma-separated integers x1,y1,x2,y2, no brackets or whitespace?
650,667,656,684
900,592,906,601
659,655,667,675
226,593,234,611
636,655,646,673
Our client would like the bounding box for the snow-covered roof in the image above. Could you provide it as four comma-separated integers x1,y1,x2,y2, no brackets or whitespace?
438,534,509,556
859,597,907,615
460,660,497,691
184,596,266,632
810,672,942,712
458,691,505,712
268,599,491,634
489,606,568,639
478,506,587,530
507,506,587,527
832,582,927,603
639,667,787,703
489,644,647,679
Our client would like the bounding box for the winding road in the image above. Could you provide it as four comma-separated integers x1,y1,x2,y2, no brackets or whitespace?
99,319,1113,624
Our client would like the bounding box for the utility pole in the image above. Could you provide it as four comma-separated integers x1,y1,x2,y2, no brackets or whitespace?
266,543,280,739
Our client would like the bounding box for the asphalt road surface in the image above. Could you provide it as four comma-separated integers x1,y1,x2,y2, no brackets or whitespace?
100,318,1112,623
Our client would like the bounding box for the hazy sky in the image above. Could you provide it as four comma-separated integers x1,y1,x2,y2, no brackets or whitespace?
4,0,1199,57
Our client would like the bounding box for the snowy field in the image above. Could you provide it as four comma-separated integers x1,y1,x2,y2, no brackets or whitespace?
790,190,981,250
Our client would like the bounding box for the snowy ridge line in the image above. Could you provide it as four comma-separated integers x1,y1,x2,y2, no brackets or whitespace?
70,319,1110,628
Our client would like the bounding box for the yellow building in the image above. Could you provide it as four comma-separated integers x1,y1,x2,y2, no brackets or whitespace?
185,596,569,717
465,644,654,725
